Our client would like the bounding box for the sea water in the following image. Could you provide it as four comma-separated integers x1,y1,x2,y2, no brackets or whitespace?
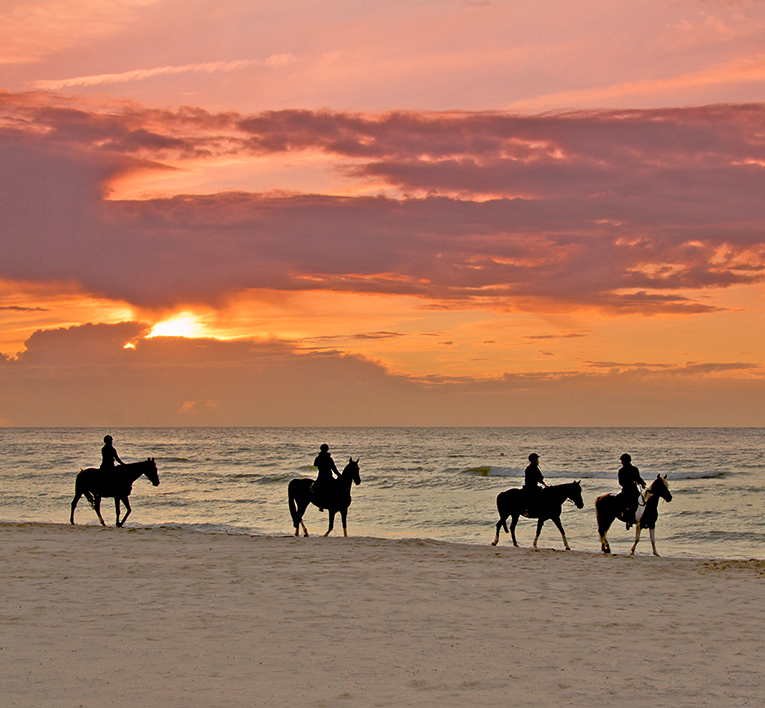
0,427,762,560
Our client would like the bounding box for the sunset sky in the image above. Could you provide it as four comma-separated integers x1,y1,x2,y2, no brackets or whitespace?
1,0,764,426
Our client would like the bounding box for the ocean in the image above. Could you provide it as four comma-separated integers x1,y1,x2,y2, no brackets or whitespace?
0,427,762,560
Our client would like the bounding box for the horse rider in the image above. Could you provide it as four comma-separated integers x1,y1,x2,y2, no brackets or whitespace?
616,453,645,529
523,452,546,514
312,443,340,510
100,435,124,472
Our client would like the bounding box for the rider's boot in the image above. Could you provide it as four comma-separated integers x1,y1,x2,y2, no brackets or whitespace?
625,509,633,530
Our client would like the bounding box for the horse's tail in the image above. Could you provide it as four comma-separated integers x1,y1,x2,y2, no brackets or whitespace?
496,490,511,532
594,493,613,533
74,470,98,509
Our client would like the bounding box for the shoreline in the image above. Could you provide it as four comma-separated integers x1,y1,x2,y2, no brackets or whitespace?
4,518,763,564
2,522,763,707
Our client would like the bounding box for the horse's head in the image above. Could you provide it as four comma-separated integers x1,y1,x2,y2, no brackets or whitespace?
569,480,584,509
650,474,671,502
343,457,361,486
144,457,160,487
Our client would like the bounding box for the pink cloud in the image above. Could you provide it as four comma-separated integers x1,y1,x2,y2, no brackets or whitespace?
1,93,765,314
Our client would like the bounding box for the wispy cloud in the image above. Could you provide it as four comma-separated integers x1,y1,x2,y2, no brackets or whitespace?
32,57,295,90
506,54,765,110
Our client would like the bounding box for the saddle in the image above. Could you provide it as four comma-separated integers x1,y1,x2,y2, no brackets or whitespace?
310,478,335,511
618,490,646,528
521,487,542,518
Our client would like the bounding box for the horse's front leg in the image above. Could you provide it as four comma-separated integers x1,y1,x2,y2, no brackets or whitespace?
629,525,642,555
533,518,545,549
94,496,106,526
649,527,660,556
551,516,570,550
340,508,348,537
509,515,520,547
117,497,131,527
323,511,336,537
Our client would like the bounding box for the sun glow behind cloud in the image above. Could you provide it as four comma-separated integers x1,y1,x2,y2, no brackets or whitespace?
147,313,205,339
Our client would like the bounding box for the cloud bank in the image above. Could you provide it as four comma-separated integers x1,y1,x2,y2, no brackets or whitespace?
1,323,762,426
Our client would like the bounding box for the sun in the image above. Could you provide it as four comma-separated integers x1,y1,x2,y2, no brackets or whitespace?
147,313,204,339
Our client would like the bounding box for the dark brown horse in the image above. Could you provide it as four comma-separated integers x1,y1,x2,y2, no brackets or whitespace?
70,458,160,527
288,457,360,537
596,474,672,556
492,481,584,549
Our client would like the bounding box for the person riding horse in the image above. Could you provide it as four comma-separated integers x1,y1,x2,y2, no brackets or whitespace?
312,444,341,511
523,452,546,515
615,453,646,529
101,435,124,471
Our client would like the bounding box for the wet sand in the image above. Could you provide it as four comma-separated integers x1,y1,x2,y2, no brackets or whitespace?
1,522,763,707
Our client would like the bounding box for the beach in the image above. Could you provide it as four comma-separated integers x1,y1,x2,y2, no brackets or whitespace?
1,522,763,707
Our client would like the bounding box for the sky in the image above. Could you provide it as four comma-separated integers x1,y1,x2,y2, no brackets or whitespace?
1,0,765,426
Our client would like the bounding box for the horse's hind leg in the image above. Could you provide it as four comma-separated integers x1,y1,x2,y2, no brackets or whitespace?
492,517,506,546
629,525,642,555
93,497,106,526
323,511,336,537
297,500,310,537
596,506,612,554
70,491,82,525
509,515,520,547
551,516,571,550
532,518,545,549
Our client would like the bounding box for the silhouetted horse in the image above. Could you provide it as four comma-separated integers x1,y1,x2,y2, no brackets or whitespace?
492,481,584,549
288,457,360,537
596,474,672,556
70,458,160,527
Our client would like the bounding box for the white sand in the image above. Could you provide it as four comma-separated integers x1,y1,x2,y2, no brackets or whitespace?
1,522,763,708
